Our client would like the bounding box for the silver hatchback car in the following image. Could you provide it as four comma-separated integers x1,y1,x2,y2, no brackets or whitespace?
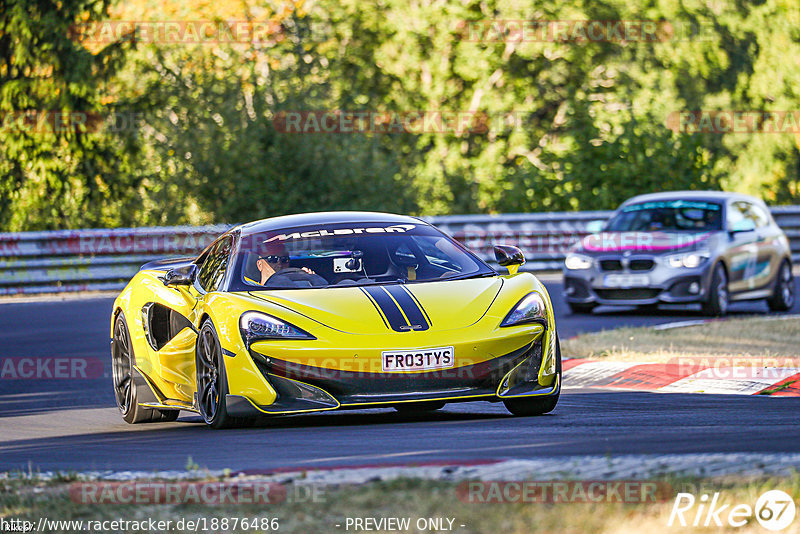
563,191,794,316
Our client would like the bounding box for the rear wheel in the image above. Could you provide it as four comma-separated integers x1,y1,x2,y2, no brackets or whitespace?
701,263,728,317
503,337,561,416
112,313,179,424
196,318,239,429
568,302,596,314
768,260,794,312
394,401,446,413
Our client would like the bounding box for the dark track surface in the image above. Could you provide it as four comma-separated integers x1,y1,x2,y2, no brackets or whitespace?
1,278,798,472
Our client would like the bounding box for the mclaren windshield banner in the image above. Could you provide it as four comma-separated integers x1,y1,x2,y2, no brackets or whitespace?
264,223,418,242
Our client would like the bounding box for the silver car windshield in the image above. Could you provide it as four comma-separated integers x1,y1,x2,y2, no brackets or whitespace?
606,200,723,232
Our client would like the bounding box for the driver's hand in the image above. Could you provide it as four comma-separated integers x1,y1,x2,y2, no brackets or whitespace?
301,267,316,275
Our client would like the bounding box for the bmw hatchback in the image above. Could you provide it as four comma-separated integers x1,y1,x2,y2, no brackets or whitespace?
563,191,794,316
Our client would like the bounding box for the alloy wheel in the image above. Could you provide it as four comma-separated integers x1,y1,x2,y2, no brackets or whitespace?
781,263,794,308
716,265,728,315
197,328,221,423
112,318,133,414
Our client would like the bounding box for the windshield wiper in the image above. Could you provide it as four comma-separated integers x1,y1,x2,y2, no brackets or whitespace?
349,272,496,286
448,271,498,281
355,278,410,286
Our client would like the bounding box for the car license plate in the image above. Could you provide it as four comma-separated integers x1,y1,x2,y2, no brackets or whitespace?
603,274,650,288
382,346,454,372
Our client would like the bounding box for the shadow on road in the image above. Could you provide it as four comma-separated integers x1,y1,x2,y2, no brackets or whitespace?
2,391,800,474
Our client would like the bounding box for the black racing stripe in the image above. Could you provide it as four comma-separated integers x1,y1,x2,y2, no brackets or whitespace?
358,287,389,329
384,285,429,331
362,286,408,332
399,285,432,326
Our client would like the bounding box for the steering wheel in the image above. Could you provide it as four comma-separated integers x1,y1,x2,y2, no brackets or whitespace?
277,267,307,275
265,267,328,288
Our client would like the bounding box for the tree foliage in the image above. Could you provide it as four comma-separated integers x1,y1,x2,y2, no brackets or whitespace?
0,0,140,230
1,0,799,230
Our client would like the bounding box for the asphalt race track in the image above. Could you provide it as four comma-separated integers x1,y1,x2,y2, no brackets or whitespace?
1,278,799,473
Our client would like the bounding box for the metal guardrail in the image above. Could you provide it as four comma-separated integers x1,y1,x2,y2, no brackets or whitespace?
427,210,614,271
1,208,799,295
0,226,230,295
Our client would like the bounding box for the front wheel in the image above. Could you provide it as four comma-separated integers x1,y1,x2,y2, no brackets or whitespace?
196,318,238,429
503,336,561,416
701,263,729,317
767,261,794,312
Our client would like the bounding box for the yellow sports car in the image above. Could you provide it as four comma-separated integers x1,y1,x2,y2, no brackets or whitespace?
110,212,561,428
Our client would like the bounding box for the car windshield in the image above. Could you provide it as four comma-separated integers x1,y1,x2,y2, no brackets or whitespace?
605,200,723,232
229,221,493,290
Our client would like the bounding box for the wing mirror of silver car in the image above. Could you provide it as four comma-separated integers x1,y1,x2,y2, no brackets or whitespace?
728,220,757,235
163,264,198,286
494,245,526,275
585,220,605,234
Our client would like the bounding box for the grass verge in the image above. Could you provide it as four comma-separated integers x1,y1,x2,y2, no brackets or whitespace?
562,316,800,362
2,474,799,533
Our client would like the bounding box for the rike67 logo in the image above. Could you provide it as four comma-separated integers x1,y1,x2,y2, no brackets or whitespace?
669,490,796,531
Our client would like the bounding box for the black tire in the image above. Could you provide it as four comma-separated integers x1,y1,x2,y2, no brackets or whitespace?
394,401,446,413
112,312,179,424
568,302,596,314
196,318,239,429
503,336,562,416
767,260,795,312
701,263,729,317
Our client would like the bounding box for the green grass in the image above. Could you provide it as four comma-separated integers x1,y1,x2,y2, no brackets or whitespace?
2,474,800,533
562,316,800,363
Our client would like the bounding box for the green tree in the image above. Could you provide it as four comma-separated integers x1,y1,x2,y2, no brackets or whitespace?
0,0,138,230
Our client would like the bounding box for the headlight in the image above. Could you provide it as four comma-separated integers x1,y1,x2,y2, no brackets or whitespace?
239,311,315,347
665,252,710,269
565,254,593,270
501,292,548,327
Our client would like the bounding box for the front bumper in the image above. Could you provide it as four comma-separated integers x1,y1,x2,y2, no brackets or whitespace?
226,329,560,417
563,262,714,306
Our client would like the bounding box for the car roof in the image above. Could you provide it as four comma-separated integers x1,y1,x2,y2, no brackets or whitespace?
620,190,766,208
235,211,427,235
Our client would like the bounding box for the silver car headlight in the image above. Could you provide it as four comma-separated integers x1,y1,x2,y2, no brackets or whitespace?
565,254,593,270
665,252,710,269
501,292,548,327
239,311,315,347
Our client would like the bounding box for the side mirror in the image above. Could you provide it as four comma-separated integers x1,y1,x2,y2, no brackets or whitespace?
163,264,198,286
494,245,525,275
585,220,605,234
729,219,756,234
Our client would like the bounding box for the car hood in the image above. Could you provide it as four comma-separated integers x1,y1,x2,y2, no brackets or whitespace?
576,231,714,255
246,277,504,334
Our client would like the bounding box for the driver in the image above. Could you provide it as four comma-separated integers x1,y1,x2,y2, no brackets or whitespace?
254,243,315,285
